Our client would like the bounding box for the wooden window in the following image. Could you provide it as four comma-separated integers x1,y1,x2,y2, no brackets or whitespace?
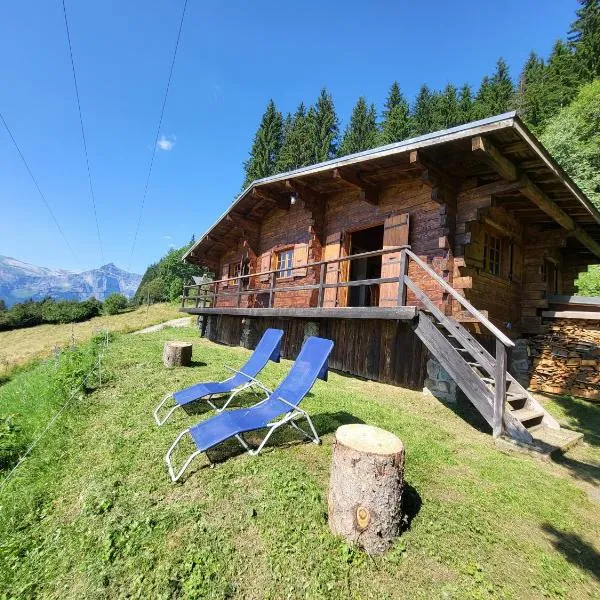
276,249,294,278
228,262,241,279
483,232,502,276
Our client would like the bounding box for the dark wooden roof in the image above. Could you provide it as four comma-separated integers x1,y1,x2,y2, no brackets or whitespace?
184,112,600,267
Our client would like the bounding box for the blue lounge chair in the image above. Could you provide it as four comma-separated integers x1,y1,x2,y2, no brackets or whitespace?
165,336,334,482
153,328,284,426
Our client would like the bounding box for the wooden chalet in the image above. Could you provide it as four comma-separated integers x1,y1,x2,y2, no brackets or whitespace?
181,112,600,451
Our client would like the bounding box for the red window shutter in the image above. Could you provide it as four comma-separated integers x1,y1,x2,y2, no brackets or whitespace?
259,253,271,282
221,263,229,287
292,243,308,277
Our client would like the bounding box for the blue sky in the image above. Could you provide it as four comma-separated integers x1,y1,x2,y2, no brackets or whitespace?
1,0,577,275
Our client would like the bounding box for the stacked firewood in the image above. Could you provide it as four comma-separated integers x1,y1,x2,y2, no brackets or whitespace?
529,319,600,400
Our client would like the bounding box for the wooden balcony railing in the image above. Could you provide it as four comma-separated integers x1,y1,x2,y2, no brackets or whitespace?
181,245,412,310
182,245,514,436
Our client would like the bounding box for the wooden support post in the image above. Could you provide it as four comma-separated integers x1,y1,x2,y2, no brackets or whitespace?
397,249,408,306
269,272,276,308
237,277,243,308
493,339,507,438
318,263,326,307
181,285,187,308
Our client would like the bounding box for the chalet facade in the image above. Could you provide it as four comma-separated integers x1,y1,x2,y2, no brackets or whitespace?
181,112,600,451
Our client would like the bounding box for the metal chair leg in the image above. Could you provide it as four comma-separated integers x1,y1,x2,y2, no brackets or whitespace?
154,393,180,426
165,429,201,483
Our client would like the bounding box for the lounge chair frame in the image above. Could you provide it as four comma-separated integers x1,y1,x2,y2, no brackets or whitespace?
165,373,321,482
153,365,268,426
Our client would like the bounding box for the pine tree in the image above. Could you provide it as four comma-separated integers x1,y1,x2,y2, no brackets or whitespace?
542,40,582,122
379,81,410,144
434,83,461,129
491,57,515,113
569,0,600,81
308,88,339,163
516,52,547,132
458,84,473,124
338,97,378,156
472,76,494,119
410,85,436,135
243,100,284,187
276,103,313,172
472,58,515,119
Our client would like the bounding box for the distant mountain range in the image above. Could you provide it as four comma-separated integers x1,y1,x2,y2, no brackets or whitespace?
0,256,142,307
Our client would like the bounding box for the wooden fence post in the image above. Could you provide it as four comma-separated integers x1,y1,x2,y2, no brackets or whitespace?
493,339,507,437
397,248,408,307
269,272,276,308
318,263,326,307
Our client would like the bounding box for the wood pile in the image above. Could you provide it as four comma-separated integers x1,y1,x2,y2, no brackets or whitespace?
529,319,600,401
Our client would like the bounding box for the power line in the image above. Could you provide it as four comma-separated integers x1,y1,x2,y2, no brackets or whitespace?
128,0,189,269
0,111,82,269
61,0,105,265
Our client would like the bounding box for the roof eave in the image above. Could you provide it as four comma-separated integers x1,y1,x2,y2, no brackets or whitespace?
183,112,518,263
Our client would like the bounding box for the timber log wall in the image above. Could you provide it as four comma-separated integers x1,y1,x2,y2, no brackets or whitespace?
203,315,429,390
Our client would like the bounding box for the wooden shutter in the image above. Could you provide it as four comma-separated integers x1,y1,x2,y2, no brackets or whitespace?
220,263,229,287
322,232,343,307
292,243,309,277
379,213,410,307
259,253,271,282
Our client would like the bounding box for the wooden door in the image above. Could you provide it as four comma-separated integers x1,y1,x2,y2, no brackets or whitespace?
322,231,345,307
379,213,410,307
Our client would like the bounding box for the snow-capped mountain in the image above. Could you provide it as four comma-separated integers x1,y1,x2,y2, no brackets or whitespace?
0,256,142,307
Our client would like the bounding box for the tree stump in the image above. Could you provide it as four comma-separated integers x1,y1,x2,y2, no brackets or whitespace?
163,341,193,368
328,424,404,555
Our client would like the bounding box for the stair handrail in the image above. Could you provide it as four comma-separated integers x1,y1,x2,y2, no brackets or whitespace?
403,248,514,349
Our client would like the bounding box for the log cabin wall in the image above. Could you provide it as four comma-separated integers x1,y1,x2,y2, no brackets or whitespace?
454,191,525,332
214,176,453,313
204,314,429,390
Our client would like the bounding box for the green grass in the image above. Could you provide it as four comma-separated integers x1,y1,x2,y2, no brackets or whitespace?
0,327,599,599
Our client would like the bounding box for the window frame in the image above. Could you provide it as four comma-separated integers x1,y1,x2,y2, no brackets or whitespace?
483,232,502,277
275,248,294,279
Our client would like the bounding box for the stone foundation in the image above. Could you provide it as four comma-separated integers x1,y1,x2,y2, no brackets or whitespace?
509,338,531,388
423,354,458,403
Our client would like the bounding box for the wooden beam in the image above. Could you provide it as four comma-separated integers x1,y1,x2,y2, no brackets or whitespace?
472,135,600,259
409,150,456,191
332,168,379,205
251,186,288,210
471,136,518,182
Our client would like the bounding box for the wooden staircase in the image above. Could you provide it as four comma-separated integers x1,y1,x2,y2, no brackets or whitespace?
399,248,582,454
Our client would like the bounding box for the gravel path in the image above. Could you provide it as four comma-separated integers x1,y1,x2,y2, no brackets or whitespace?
132,317,192,334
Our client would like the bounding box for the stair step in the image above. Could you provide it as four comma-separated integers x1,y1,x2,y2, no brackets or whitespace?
467,362,483,368
506,393,528,408
527,425,584,454
510,407,545,425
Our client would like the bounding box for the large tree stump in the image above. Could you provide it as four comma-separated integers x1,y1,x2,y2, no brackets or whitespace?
163,341,193,368
328,424,404,555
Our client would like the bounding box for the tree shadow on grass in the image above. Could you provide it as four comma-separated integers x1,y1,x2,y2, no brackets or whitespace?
542,524,600,581
551,452,600,487
540,393,600,449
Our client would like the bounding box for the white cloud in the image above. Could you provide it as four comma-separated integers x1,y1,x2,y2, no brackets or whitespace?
163,234,172,240
157,135,176,151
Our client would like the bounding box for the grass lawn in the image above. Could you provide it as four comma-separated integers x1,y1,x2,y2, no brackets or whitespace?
0,326,599,599
0,303,182,377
